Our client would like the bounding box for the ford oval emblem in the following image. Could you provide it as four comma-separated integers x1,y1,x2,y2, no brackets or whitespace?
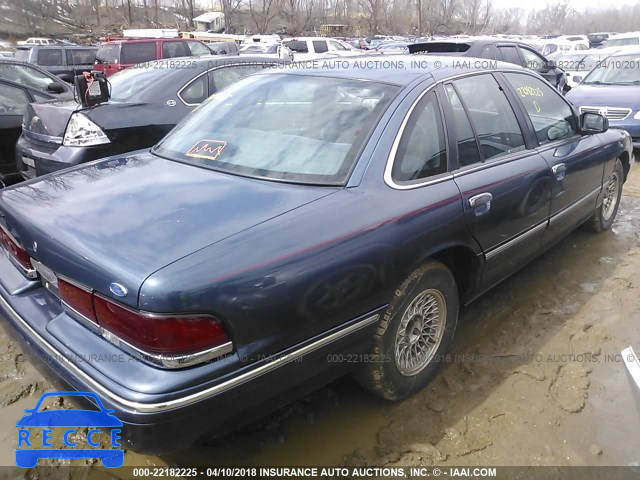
109,283,128,297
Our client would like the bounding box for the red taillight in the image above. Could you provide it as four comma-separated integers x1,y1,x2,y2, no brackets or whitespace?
0,225,34,275
58,277,97,323
93,295,230,356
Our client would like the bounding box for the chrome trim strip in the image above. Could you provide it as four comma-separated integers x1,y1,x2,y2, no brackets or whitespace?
549,187,601,226
485,220,548,260
0,291,379,413
22,127,63,144
383,68,542,190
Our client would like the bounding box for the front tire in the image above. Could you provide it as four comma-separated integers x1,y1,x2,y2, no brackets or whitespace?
586,159,624,232
354,260,458,400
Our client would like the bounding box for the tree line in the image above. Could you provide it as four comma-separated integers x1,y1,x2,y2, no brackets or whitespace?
3,0,640,37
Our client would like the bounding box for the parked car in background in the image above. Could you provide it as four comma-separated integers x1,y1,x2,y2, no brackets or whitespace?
239,43,293,61
346,38,370,50
603,32,640,48
93,38,211,76
0,56,631,453
566,48,640,148
0,51,14,58
588,32,612,48
0,76,71,183
16,38,57,46
409,39,568,91
376,41,410,53
16,56,285,178
540,40,589,59
15,45,97,83
282,37,361,60
556,48,617,87
206,41,239,56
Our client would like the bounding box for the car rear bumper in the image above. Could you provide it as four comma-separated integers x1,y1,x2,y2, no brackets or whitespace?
0,253,380,453
16,134,116,179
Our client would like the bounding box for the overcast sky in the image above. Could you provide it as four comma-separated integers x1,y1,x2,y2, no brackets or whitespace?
491,0,638,13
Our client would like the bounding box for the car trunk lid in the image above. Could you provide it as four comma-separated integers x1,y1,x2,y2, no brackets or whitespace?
0,152,337,308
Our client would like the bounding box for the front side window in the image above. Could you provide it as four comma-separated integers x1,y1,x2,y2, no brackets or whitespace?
0,83,29,115
154,74,399,185
187,41,211,56
451,74,525,161
504,72,577,145
37,49,63,66
392,91,447,183
162,41,190,59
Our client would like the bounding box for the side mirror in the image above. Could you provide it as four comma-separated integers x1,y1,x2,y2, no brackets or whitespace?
581,112,608,134
574,75,583,84
547,59,557,69
47,83,65,94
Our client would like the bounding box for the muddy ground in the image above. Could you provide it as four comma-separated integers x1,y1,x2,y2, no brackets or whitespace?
1,170,640,473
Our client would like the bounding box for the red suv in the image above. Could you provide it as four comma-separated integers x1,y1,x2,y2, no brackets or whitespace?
94,38,211,76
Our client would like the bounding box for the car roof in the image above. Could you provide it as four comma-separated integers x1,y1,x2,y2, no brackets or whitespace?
607,31,640,40
102,38,195,45
265,54,525,86
610,47,640,56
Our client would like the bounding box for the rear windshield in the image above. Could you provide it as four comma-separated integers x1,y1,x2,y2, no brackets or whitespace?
108,65,177,101
410,42,471,53
153,74,399,185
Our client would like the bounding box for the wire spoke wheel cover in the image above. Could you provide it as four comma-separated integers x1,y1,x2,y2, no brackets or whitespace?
602,171,620,221
394,288,446,376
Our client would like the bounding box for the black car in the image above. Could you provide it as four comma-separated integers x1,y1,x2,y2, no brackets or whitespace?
16,56,285,179
15,45,97,83
0,61,72,182
409,39,568,91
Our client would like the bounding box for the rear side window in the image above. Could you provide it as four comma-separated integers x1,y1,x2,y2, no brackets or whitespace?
14,49,30,62
451,74,525,161
37,49,63,66
392,91,447,183
66,49,96,66
498,46,521,66
162,41,190,59
313,41,329,53
180,74,208,105
121,42,156,64
284,40,308,53
480,44,498,60
444,84,482,167
504,73,577,145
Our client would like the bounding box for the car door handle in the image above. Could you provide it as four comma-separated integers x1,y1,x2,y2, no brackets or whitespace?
552,163,567,181
469,192,493,208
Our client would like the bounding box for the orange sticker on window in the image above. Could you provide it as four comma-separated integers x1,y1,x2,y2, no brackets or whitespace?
185,140,227,161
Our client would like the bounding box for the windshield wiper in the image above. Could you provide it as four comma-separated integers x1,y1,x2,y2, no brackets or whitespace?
610,80,640,85
582,80,613,85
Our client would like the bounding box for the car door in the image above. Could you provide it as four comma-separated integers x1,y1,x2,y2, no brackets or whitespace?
518,46,558,87
502,72,608,245
441,73,553,287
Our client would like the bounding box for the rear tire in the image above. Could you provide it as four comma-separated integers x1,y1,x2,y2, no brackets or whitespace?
353,260,458,400
586,159,624,233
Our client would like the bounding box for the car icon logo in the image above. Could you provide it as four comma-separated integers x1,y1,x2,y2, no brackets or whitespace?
15,391,124,468
109,283,128,297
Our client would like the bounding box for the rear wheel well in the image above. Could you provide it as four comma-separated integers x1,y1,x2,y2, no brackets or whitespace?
431,246,481,303
620,151,631,182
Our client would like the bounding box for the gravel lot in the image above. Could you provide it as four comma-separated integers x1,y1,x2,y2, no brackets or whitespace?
1,169,640,472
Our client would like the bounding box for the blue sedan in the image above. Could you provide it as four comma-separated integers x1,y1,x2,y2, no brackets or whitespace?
0,56,633,453
566,48,640,148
